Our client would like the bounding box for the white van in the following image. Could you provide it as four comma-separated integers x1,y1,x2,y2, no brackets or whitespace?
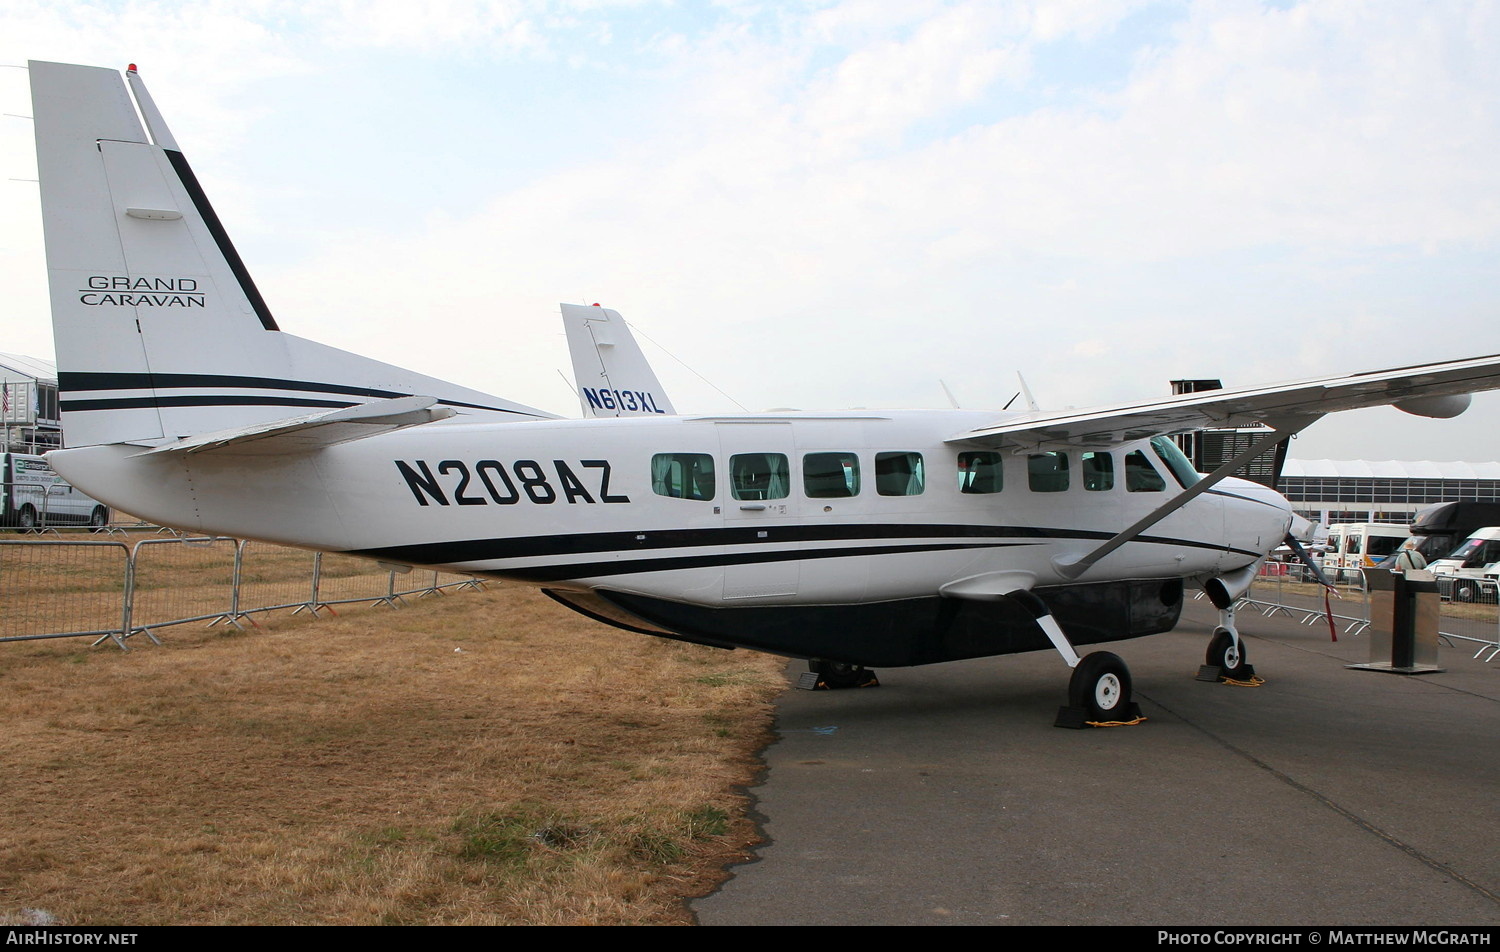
1323,522,1411,582
1429,526,1500,601
1,452,109,529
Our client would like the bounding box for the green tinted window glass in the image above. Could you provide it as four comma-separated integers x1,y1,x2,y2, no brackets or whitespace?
651,453,715,501
803,452,860,498
958,452,1003,494
1150,436,1202,488
875,452,924,496
730,453,790,500
1125,450,1166,492
1082,452,1114,491
1028,452,1069,492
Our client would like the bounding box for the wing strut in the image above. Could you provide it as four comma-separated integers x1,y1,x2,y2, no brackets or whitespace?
1052,423,1308,580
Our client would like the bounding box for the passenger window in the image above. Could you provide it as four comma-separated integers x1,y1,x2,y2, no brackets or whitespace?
651,453,715,501
1081,452,1114,491
730,453,790,501
1125,450,1166,492
803,452,860,498
875,452,924,496
1027,452,1069,492
958,452,1003,494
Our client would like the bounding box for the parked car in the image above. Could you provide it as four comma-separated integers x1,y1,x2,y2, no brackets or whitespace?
0,452,110,529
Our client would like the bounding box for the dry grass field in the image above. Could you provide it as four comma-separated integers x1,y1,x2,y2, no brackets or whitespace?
0,579,788,925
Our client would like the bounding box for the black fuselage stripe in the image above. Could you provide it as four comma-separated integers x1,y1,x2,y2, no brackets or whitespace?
354,522,1061,563
62,395,355,412
1205,487,1288,511
58,371,538,416
165,150,279,332
348,523,1265,568
61,371,405,396
475,542,1012,582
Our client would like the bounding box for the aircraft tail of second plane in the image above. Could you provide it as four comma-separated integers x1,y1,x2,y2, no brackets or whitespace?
561,303,676,418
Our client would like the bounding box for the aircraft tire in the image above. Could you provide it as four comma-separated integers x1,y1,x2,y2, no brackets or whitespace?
1206,628,1249,677
811,660,878,689
1068,651,1132,721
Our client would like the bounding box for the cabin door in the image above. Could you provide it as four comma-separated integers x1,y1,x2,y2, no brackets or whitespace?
715,422,801,600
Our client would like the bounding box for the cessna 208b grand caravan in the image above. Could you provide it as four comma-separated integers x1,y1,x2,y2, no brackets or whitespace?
29,61,1500,725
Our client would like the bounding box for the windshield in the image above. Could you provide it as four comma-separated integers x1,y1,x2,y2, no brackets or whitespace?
1447,538,1485,560
1150,437,1202,488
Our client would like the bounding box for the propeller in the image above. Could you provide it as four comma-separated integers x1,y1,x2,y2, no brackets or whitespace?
1281,532,1336,590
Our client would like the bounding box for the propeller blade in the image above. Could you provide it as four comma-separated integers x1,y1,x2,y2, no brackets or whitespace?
1283,533,1335,589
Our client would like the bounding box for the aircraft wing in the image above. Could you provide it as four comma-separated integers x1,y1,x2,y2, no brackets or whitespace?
947,353,1500,449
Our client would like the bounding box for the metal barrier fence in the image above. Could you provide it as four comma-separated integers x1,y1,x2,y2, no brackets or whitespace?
0,480,111,530
1243,562,1500,662
0,535,484,649
0,479,115,531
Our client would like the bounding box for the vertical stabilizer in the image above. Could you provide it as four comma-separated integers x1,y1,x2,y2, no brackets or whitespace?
561,303,675,417
30,61,555,448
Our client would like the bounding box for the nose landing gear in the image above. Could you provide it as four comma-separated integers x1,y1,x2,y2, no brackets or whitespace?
1196,605,1257,682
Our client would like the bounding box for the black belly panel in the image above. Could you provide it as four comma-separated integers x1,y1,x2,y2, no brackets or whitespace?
555,578,1184,667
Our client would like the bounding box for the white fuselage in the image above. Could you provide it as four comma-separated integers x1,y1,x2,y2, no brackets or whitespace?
51,409,1293,608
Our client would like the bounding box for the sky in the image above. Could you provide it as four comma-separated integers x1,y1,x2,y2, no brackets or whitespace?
3,0,1499,462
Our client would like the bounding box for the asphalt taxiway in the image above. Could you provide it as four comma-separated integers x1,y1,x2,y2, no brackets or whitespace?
692,598,1500,926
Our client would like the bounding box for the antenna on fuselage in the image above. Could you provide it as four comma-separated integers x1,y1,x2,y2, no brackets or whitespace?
939,380,961,409
1017,372,1040,412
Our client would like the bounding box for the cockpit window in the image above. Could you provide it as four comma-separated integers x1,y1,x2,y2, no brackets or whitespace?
1125,450,1166,492
1081,452,1114,491
958,452,1003,494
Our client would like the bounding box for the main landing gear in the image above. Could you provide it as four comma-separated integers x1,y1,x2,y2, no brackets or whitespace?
799,659,881,690
1001,589,1144,729
1064,651,1134,724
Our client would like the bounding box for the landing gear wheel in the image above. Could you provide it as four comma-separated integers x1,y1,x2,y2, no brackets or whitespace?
1206,628,1249,677
1069,652,1131,719
1197,627,1258,683
1055,652,1140,727
808,660,880,690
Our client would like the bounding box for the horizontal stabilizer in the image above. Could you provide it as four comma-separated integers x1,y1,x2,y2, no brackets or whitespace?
134,396,454,457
